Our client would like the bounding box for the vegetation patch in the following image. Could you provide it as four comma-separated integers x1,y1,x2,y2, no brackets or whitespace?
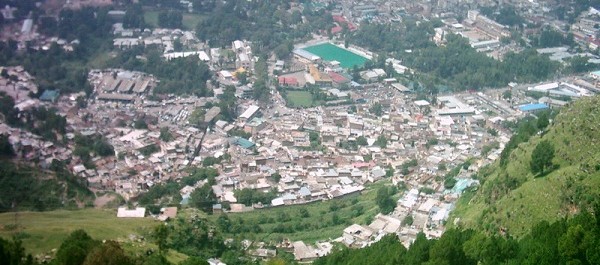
451,96,600,236
285,90,317,108
0,209,158,255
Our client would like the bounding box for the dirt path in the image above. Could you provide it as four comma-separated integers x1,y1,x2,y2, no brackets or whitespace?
94,193,117,208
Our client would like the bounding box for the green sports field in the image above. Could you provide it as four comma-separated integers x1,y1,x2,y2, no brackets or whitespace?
303,43,369,68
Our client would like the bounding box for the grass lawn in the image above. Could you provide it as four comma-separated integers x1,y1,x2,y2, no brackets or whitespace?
144,11,159,27
286,90,315,108
0,209,159,255
182,14,204,30
303,43,369,68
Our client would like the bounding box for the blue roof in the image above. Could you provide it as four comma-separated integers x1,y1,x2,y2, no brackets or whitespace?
299,187,311,197
40,90,59,101
448,178,479,194
180,194,190,205
519,103,549,112
234,137,255,149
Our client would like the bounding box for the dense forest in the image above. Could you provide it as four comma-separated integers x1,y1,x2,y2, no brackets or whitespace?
350,23,561,90
195,0,332,56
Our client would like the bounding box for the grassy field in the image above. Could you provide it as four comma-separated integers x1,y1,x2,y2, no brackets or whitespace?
204,181,397,243
144,11,159,27
286,90,316,108
0,209,159,255
303,43,369,68
144,11,204,30
182,14,204,30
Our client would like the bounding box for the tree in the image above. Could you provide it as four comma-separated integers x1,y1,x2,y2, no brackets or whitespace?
154,224,169,254
370,102,383,116
404,232,431,264
402,215,414,226
530,140,555,175
0,237,36,265
558,224,592,262
55,230,99,265
190,183,217,213
180,257,209,265
356,136,368,146
270,172,281,183
158,11,183,29
82,241,133,265
375,135,388,148
236,71,247,85
376,186,396,214
188,108,206,128
173,39,183,52
123,4,145,29
537,111,550,130
444,177,457,189
569,56,596,73
386,166,394,177
502,90,512,100
134,119,148,129
0,134,14,157
159,127,173,142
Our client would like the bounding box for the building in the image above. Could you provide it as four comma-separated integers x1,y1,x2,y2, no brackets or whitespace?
293,49,321,64
239,105,260,121
117,207,146,218
39,90,59,103
293,241,318,262
518,103,549,113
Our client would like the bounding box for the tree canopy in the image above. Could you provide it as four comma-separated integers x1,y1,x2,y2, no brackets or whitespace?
315,208,600,265
531,140,555,175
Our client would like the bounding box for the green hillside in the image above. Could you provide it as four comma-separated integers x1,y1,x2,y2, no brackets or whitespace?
451,96,600,236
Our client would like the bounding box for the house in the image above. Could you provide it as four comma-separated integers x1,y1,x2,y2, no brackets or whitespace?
239,105,260,121
342,224,374,247
117,207,146,218
278,76,300,87
249,248,276,259
40,90,59,102
291,131,310,147
158,207,177,221
293,241,318,262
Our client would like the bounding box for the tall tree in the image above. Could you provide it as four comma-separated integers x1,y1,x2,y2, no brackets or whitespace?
82,241,133,265
54,230,99,265
0,134,14,157
191,183,217,213
530,140,555,175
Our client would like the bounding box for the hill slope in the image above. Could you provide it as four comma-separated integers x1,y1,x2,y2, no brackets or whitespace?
451,95,600,236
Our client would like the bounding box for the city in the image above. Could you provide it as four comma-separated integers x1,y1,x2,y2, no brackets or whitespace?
1,0,600,264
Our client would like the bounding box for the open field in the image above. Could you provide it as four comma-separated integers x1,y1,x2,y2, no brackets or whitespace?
285,90,316,108
0,209,158,255
144,11,204,30
144,11,159,27
303,43,369,68
182,14,204,30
